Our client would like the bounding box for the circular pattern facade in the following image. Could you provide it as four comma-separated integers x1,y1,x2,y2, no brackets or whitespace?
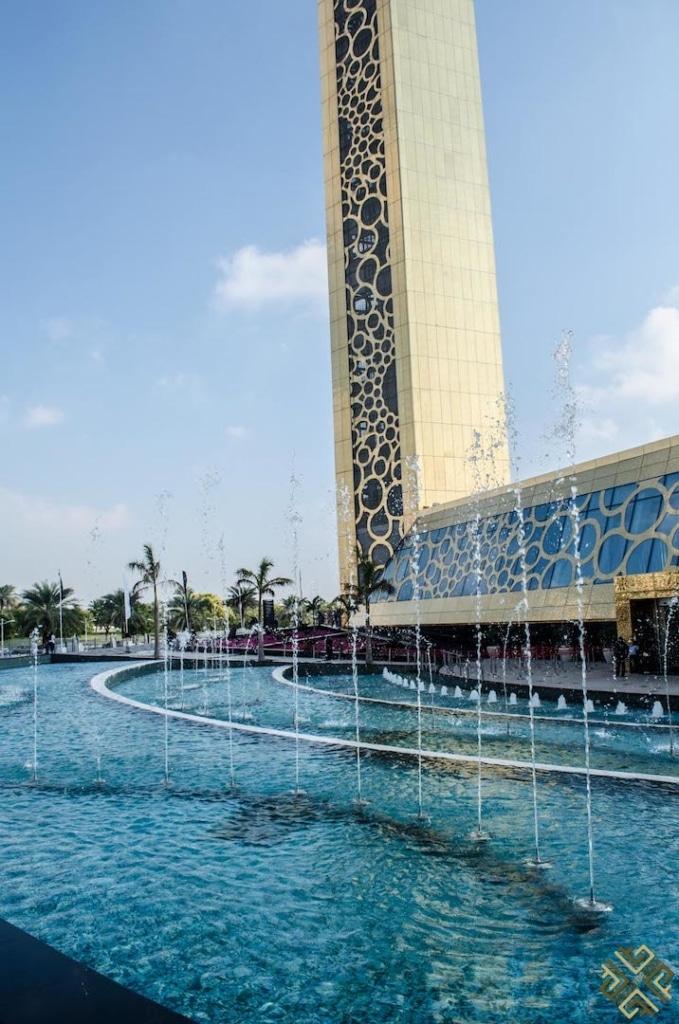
334,0,403,568
380,473,679,602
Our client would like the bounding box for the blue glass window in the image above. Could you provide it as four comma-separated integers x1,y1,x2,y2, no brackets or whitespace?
418,546,430,572
582,492,601,516
624,488,664,534
656,514,679,536
397,580,414,601
626,539,668,574
461,574,477,597
543,516,572,554
542,559,573,588
578,522,597,558
396,556,409,583
603,483,636,510
526,545,539,566
670,486,679,512
534,502,554,522
598,534,629,574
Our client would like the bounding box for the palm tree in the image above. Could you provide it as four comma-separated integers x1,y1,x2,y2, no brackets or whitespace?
0,584,16,617
227,582,257,629
89,596,114,638
303,595,327,627
280,593,301,628
0,585,17,644
91,590,150,640
169,571,191,632
332,589,357,629
350,547,395,665
236,558,292,662
167,572,212,633
128,543,162,658
19,580,81,645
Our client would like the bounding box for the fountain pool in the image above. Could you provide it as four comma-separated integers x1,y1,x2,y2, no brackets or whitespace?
0,661,677,1023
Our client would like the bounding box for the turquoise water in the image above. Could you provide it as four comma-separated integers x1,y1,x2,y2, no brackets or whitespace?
0,662,677,1023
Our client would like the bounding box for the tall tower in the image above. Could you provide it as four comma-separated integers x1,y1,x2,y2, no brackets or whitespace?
319,0,509,587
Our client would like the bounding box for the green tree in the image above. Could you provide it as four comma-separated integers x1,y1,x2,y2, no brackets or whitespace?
89,596,114,637
332,589,357,629
167,573,220,633
197,592,229,631
236,558,292,662
227,582,257,629
91,590,150,639
0,585,18,641
349,548,395,665
303,595,327,627
18,580,84,645
128,543,162,658
279,593,301,628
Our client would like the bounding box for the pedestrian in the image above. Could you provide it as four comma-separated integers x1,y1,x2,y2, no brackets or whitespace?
614,636,628,679
628,637,640,674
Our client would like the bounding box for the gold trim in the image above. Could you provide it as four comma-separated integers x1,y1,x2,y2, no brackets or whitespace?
614,571,679,640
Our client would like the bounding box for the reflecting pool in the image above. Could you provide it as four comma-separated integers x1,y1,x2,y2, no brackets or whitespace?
0,662,677,1023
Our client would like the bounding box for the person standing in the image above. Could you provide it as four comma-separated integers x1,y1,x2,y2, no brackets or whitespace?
614,636,628,679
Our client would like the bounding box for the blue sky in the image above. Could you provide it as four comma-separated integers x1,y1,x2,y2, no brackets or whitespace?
1,0,678,602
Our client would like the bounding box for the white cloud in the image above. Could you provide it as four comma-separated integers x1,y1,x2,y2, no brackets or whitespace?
575,294,679,459
24,404,65,428
44,317,74,342
0,488,129,533
153,372,205,402
214,239,328,311
226,425,249,439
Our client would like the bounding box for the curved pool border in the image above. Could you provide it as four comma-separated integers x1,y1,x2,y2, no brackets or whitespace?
89,662,679,788
271,666,673,733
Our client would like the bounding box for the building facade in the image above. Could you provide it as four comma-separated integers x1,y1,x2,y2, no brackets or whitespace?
371,436,679,636
319,0,509,587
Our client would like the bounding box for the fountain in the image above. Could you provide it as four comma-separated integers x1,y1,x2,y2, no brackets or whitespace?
615,701,627,716
406,455,425,820
218,536,236,790
553,333,611,912
177,629,190,709
651,701,664,720
557,695,567,710
661,596,677,755
338,481,366,807
29,627,39,783
288,469,304,797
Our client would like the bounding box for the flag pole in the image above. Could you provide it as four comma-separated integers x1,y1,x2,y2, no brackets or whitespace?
58,571,64,651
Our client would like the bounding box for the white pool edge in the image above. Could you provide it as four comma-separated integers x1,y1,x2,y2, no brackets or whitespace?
88,662,679,788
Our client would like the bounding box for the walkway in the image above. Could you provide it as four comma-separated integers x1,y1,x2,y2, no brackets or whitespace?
0,917,193,1023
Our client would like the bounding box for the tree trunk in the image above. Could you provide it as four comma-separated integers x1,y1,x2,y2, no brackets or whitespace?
365,601,372,666
257,594,264,664
153,583,160,659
